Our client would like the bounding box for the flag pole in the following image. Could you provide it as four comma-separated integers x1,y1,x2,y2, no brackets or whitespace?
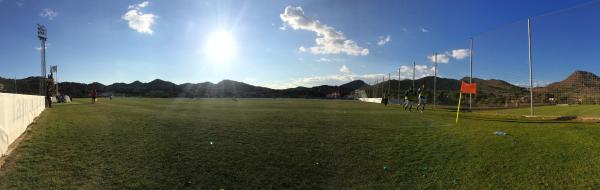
456,92,462,124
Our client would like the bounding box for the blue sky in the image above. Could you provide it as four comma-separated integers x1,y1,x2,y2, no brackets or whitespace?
1,0,599,89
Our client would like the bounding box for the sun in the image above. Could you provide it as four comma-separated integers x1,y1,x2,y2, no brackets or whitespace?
204,31,236,63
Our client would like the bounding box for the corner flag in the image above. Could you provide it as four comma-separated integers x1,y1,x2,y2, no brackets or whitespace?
460,81,477,94
456,81,477,124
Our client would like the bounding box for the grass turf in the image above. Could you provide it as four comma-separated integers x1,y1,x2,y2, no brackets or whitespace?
1,98,600,189
482,104,600,117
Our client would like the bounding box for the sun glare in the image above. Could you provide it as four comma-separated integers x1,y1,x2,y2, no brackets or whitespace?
204,31,236,63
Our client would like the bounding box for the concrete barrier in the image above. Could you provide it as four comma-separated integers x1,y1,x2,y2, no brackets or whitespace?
358,98,382,103
0,93,45,156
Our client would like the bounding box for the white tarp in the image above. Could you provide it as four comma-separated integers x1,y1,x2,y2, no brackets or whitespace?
0,93,45,156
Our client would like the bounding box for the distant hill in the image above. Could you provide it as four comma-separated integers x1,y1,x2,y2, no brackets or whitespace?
534,71,600,104
0,77,44,95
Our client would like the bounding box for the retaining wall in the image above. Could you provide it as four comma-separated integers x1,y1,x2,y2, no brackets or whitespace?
0,93,45,155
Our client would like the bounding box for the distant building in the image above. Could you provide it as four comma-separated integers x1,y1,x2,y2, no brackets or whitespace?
353,89,367,99
326,91,341,99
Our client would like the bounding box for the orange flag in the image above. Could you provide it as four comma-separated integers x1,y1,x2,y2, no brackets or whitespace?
460,81,477,94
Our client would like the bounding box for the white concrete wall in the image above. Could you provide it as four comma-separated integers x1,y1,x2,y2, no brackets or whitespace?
358,98,382,103
0,93,45,156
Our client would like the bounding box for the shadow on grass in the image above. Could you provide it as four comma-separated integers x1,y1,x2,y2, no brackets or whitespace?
462,115,581,124
52,102,95,107
554,116,577,121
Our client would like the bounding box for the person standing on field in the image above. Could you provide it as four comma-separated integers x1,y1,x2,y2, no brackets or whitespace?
91,89,97,104
416,85,428,112
45,87,52,108
404,88,414,112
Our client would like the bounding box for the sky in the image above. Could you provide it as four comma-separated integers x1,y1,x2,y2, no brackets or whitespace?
1,0,599,89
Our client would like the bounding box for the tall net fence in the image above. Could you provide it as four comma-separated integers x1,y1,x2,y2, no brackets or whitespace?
531,1,600,105
363,0,600,114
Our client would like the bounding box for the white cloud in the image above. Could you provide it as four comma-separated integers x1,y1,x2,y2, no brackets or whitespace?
315,58,344,63
400,64,436,79
450,49,470,60
421,28,429,33
427,54,450,64
40,8,58,20
16,0,24,7
316,58,331,62
263,64,437,89
268,73,384,89
122,1,156,34
339,64,352,74
138,1,149,8
427,48,470,64
280,6,369,56
298,46,307,52
402,28,408,32
377,35,391,46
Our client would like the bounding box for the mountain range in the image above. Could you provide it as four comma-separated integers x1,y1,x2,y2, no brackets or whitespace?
1,71,598,104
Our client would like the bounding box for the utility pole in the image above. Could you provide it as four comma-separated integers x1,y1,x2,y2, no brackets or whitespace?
387,73,391,98
527,17,534,116
37,24,47,96
469,38,474,111
14,76,17,93
381,76,385,98
366,82,369,98
398,67,401,102
412,61,416,90
375,79,378,98
434,53,437,108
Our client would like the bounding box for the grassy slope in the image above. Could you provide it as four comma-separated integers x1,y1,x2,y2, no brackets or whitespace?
1,98,600,189
482,105,600,117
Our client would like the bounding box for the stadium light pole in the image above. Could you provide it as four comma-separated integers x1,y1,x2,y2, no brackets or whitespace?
37,24,47,96
469,38,473,111
527,17,534,116
434,53,437,108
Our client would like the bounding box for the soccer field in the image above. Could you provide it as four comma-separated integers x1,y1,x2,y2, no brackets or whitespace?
1,98,600,189
482,104,600,118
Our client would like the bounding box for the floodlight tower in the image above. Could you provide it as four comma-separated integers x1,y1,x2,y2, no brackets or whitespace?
37,24,47,95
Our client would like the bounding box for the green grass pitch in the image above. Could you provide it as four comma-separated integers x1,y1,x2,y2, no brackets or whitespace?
1,98,600,189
